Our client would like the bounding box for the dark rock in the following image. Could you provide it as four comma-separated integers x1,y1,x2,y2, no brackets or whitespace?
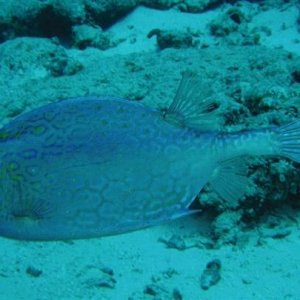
142,0,223,13
148,29,196,50
72,24,111,50
0,0,138,44
292,69,300,83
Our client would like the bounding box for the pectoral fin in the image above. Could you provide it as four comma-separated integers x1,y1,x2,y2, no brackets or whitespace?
209,158,248,207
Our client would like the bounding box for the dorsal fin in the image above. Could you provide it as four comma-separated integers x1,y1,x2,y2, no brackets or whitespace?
163,71,222,131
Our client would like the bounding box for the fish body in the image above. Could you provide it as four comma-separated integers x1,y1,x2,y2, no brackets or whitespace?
0,74,299,241
0,97,217,240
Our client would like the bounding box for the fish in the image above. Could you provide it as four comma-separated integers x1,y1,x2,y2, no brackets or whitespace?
0,72,299,241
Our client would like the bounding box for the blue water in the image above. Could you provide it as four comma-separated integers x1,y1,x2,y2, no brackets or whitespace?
0,1,299,299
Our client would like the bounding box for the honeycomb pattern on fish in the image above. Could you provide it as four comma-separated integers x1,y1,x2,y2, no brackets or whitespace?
0,97,211,240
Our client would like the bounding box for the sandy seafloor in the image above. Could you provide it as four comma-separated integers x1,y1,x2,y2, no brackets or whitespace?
0,1,300,299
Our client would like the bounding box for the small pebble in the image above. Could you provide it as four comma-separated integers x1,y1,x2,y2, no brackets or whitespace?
97,274,116,288
26,266,43,278
144,284,166,296
200,259,221,290
100,266,114,276
173,288,183,300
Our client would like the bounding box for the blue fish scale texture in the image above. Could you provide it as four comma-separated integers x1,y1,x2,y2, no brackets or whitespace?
0,97,214,240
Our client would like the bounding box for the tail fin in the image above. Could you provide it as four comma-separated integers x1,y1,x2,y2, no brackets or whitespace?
277,121,300,163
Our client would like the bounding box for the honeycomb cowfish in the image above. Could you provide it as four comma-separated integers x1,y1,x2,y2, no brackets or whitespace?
0,73,299,241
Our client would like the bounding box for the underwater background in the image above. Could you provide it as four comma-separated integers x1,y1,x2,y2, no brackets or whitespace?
0,0,300,299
